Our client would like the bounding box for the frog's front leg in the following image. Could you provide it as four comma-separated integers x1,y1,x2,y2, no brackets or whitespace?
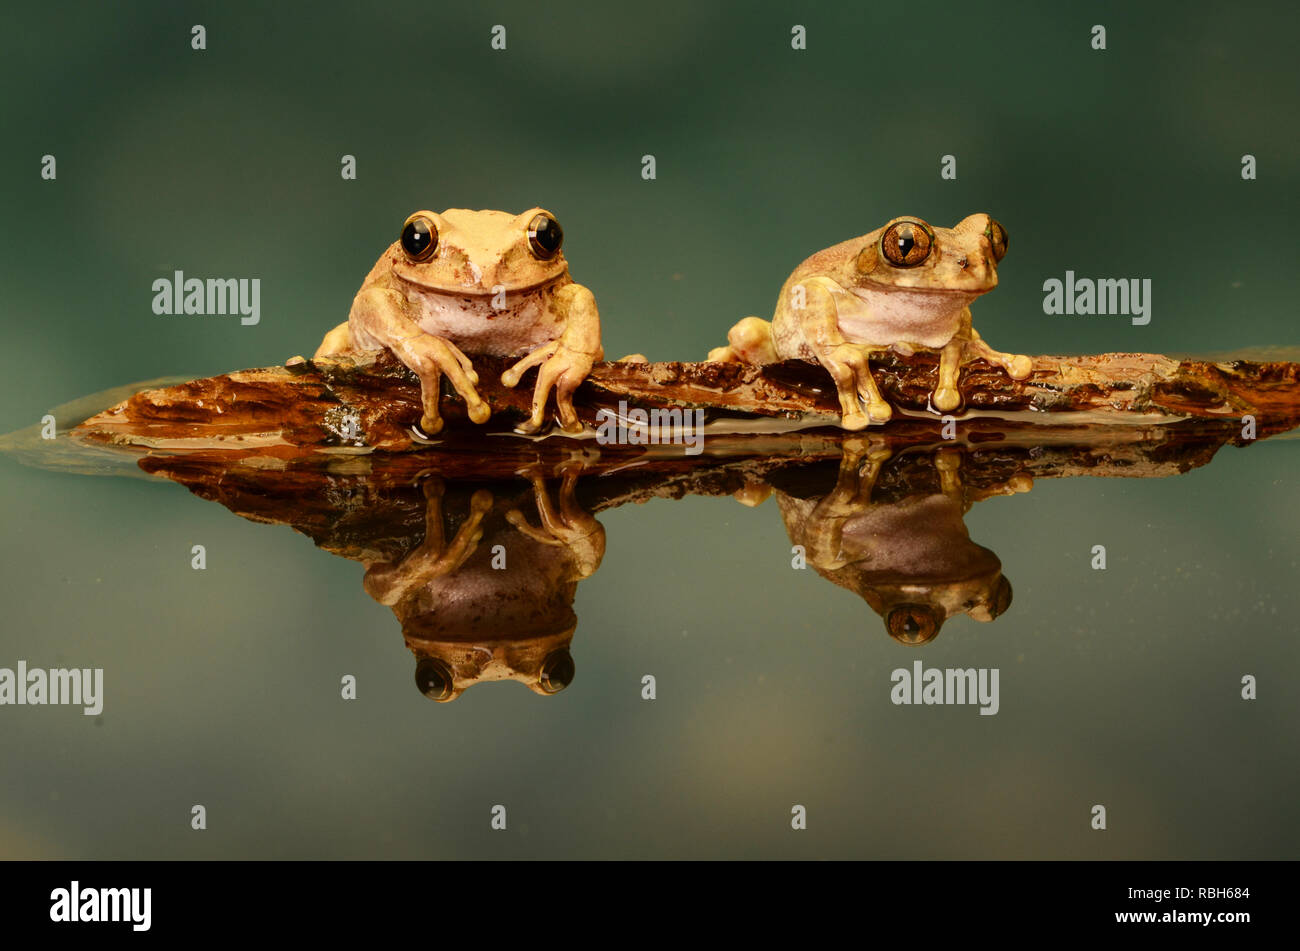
806,436,892,567
934,447,963,500
505,461,606,579
933,334,966,412
933,308,1033,412
347,288,491,435
363,477,493,606
501,283,603,435
796,279,892,429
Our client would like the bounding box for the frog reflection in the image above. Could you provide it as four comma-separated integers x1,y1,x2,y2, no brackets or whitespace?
361,462,604,701
755,440,1026,644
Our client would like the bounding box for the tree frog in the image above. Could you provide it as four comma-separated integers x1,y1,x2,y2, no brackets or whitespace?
707,214,1033,429
313,207,604,436
361,465,604,702
768,440,1021,644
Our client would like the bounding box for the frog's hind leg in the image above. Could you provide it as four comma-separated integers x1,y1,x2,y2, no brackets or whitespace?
312,321,353,359
707,316,778,364
964,327,1034,380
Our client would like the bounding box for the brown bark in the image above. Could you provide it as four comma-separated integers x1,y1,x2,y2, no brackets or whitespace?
70,350,1300,456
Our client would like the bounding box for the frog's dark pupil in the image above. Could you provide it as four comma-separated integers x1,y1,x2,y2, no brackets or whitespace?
539,649,575,693
401,218,435,258
415,658,453,700
895,229,915,258
901,613,921,634
528,214,563,258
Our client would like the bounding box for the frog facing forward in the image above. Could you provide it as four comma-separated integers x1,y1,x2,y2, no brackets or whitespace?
313,207,603,435
707,214,1032,429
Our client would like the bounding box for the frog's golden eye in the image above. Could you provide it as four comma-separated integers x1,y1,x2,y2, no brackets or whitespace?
984,219,1009,262
415,657,455,702
880,220,933,268
400,214,438,261
885,603,943,645
538,649,575,694
527,212,564,260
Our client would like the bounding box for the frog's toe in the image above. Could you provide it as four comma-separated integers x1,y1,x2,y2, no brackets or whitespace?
840,409,871,431
413,416,444,440
556,415,585,435
466,401,492,425
732,482,772,507
866,400,893,424
513,417,543,435
1006,354,1034,380
932,387,962,412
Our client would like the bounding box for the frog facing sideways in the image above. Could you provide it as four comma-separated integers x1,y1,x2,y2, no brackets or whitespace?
758,440,1021,645
707,214,1033,429
312,207,603,435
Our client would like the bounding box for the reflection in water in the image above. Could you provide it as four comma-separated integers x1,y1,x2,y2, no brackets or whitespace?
362,465,603,701
758,439,1023,644
69,417,1261,700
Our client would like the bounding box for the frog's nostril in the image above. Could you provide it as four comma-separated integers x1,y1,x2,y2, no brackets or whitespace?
957,255,969,270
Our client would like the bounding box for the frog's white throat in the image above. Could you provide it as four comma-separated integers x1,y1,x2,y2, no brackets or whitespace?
853,283,981,319
836,282,986,350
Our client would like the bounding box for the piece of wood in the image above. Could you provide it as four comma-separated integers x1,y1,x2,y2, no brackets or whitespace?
134,423,1253,564
69,349,1300,456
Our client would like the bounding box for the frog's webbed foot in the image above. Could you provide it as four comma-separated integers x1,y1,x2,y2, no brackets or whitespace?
502,341,598,435
502,283,602,435
822,343,893,429
348,288,491,435
403,335,490,435
506,463,605,577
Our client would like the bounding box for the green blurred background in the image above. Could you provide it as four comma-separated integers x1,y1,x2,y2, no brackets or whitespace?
0,0,1297,859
